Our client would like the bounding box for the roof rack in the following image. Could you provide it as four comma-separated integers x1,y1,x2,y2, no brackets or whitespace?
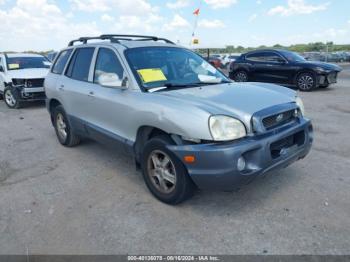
68,34,175,46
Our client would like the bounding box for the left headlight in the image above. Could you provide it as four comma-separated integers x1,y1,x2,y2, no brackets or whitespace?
209,115,246,141
295,97,305,116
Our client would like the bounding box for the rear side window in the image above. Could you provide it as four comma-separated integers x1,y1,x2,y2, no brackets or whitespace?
246,52,266,62
52,49,73,74
66,48,95,82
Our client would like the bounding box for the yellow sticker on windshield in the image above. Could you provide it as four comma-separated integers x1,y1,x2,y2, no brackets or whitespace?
137,68,167,83
8,63,20,69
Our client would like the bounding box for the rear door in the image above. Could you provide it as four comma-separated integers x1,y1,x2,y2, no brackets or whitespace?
45,49,73,101
59,47,96,132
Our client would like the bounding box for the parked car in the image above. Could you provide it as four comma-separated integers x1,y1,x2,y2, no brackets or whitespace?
45,35,313,204
0,53,50,108
206,56,223,68
230,49,342,91
47,51,58,62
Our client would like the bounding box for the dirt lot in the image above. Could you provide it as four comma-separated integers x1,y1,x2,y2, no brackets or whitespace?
0,65,350,255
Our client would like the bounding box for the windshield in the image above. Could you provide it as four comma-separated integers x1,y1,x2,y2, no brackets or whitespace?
281,51,306,62
6,56,51,70
125,47,230,91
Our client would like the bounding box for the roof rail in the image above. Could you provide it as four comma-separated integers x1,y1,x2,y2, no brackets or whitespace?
68,34,175,46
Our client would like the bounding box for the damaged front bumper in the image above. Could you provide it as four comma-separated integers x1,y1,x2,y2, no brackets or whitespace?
168,118,313,191
10,84,46,101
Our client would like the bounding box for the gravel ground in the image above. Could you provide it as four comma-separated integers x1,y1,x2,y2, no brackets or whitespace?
0,65,349,255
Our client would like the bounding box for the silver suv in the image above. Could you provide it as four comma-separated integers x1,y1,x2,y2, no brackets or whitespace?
45,35,313,204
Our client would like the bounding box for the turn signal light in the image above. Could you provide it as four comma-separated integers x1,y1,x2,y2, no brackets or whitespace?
184,155,196,163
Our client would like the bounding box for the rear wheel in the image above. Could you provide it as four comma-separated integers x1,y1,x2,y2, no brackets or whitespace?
297,72,316,92
4,87,21,109
141,135,195,205
53,105,80,147
233,70,248,82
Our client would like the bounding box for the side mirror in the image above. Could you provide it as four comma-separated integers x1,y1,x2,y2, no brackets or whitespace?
0,65,4,72
97,73,128,89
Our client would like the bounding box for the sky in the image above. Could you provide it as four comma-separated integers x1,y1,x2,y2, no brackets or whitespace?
0,0,349,51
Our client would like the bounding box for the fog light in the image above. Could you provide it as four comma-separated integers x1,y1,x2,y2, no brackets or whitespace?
237,156,246,171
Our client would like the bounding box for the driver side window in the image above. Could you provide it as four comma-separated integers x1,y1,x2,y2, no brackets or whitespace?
94,48,124,86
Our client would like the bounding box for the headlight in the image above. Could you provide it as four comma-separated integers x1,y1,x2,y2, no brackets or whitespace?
209,115,246,141
315,67,330,74
12,78,25,86
295,97,305,116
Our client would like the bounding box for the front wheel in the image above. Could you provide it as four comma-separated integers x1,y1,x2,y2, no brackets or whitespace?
4,87,21,109
297,73,316,92
141,135,195,205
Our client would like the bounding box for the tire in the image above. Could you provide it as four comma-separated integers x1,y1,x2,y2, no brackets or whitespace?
233,70,248,82
141,135,195,205
4,87,22,109
53,105,80,147
296,72,316,92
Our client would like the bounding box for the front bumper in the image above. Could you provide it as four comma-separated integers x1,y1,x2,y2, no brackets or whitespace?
317,71,340,86
13,85,46,101
168,118,313,191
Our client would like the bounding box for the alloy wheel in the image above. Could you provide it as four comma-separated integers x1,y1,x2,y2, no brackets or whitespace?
5,89,16,107
147,150,177,194
56,113,67,140
298,75,314,91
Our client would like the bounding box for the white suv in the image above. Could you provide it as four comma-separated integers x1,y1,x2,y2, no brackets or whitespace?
0,53,50,108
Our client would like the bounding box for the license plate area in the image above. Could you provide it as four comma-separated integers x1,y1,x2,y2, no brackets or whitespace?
270,130,305,159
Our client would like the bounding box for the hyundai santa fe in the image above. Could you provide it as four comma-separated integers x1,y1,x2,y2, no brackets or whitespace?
45,35,313,204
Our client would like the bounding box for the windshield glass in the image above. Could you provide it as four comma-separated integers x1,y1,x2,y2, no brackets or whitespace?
281,51,306,62
6,56,51,70
125,47,230,91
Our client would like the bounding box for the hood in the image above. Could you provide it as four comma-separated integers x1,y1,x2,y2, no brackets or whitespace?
160,82,296,127
298,61,342,72
7,68,49,80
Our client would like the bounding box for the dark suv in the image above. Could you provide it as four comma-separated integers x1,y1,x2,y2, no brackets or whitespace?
229,49,342,91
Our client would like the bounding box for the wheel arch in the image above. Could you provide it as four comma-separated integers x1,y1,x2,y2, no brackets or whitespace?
48,98,63,124
133,126,175,164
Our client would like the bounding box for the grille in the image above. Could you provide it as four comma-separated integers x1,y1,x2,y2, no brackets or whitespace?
262,110,296,130
26,78,45,88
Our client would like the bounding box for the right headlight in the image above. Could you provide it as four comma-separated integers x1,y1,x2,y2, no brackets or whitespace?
295,97,305,116
209,115,246,141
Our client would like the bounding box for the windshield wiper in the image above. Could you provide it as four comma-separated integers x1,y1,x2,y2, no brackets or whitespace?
147,81,231,93
164,83,202,88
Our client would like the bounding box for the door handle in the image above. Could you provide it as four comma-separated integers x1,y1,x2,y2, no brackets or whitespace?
58,84,64,91
87,91,95,97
